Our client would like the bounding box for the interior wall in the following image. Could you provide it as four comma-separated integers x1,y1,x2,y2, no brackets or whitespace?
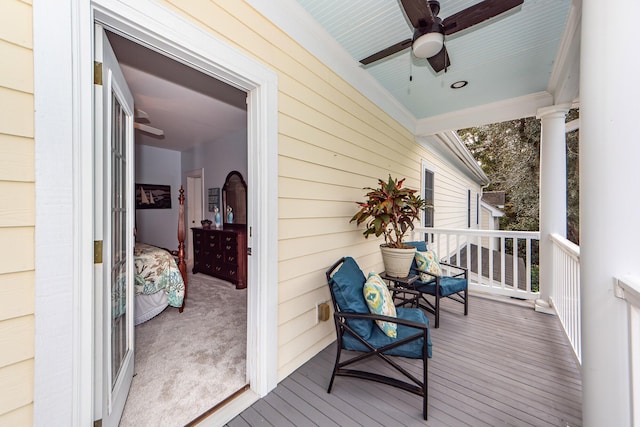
135,144,183,249
181,128,248,224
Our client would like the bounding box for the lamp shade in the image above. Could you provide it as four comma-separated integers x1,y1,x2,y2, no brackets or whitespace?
412,32,444,59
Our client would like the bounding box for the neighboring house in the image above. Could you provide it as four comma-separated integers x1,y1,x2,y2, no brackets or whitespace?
1,1,638,426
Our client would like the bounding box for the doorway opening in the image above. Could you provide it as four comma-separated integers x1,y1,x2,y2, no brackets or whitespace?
104,29,250,425
186,169,204,270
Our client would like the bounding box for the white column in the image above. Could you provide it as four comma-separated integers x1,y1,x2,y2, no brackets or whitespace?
580,0,640,425
535,104,570,314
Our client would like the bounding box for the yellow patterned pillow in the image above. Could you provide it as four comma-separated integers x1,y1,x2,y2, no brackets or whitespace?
363,272,397,338
415,250,442,279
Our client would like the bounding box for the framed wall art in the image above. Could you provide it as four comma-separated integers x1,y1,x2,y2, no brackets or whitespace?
135,184,172,209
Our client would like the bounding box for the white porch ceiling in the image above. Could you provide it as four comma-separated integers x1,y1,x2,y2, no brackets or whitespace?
294,0,572,122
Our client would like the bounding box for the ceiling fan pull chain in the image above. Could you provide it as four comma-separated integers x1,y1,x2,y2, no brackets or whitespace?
409,58,413,82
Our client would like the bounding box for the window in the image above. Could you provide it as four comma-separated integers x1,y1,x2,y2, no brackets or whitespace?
424,169,434,228
467,189,471,228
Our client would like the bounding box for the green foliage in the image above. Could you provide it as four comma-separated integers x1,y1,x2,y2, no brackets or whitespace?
459,117,541,232
566,109,580,244
351,176,427,248
458,110,580,244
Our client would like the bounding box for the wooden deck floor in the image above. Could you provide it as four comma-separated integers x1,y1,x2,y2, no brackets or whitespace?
226,295,582,426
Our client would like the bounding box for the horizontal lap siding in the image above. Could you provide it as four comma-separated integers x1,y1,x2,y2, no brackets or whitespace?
0,0,35,424
166,0,481,381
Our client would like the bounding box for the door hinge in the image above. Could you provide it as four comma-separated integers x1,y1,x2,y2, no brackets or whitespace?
94,240,103,264
94,419,102,427
94,61,103,86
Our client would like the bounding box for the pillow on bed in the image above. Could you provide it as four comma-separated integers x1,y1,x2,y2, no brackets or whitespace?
363,272,397,338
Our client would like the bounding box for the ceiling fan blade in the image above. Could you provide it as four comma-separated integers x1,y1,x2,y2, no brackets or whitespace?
135,108,150,121
427,45,450,73
399,0,436,28
360,38,412,65
134,122,164,136
442,0,523,36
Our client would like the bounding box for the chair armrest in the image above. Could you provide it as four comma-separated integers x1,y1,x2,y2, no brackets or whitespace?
439,262,467,272
335,312,429,331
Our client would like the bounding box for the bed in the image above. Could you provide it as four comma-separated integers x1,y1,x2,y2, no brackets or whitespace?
133,186,188,325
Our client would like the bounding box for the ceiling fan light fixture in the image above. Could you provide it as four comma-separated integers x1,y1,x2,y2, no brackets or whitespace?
412,31,444,59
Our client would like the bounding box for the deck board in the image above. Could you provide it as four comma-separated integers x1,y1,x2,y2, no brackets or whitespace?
227,295,582,426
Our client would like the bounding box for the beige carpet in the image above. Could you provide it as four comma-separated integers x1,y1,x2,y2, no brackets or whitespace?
119,273,247,426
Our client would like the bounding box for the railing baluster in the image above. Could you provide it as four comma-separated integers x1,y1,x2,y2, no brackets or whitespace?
512,237,519,291
489,234,494,285
477,233,483,286
501,237,506,289
526,238,532,293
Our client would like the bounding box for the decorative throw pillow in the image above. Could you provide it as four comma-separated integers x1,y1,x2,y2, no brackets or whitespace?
415,250,442,279
363,272,397,338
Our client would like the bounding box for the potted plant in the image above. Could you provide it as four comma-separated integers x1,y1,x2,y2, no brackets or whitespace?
351,175,427,277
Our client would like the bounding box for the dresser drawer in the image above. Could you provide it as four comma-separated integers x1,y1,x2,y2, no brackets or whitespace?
213,263,238,281
191,226,246,288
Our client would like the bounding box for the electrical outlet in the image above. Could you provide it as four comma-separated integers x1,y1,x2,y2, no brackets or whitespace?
315,301,322,325
315,300,330,323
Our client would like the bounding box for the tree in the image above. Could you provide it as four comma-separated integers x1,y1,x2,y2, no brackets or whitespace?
458,109,580,244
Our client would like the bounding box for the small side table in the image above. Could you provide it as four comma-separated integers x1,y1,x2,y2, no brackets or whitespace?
380,271,420,308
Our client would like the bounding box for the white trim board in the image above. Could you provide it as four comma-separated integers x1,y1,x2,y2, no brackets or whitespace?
33,0,279,425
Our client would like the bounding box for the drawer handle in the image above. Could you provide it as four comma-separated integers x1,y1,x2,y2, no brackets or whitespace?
215,266,221,272
216,254,222,259
229,270,236,276
226,237,232,242
226,245,232,250
228,256,234,262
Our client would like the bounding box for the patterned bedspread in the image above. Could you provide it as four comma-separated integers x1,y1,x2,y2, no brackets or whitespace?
134,242,185,308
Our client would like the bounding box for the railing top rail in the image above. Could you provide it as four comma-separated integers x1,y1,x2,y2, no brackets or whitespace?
550,233,580,259
414,227,540,239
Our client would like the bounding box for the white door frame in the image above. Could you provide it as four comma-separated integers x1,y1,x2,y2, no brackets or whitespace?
33,1,279,424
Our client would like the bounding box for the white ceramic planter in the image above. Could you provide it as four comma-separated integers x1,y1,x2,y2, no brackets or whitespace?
380,245,416,277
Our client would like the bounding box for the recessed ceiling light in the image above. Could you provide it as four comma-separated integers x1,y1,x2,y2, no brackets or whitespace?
450,80,468,89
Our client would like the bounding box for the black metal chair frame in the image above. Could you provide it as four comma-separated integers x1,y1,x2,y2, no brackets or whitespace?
326,257,430,420
394,261,469,328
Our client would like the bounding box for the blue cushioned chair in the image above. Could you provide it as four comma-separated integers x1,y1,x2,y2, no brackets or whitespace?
401,241,469,328
326,257,432,420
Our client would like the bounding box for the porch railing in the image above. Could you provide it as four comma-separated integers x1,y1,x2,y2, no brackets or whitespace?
412,227,540,300
614,275,640,425
550,233,581,364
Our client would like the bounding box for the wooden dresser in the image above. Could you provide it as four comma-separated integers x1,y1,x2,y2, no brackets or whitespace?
191,227,247,289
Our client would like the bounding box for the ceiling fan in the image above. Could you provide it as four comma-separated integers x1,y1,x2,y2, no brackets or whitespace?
134,109,164,137
360,0,524,73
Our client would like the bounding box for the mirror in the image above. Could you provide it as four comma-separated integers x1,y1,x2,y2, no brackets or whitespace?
222,171,247,226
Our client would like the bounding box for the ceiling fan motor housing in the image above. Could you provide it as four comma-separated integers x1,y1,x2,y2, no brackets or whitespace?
412,20,444,59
